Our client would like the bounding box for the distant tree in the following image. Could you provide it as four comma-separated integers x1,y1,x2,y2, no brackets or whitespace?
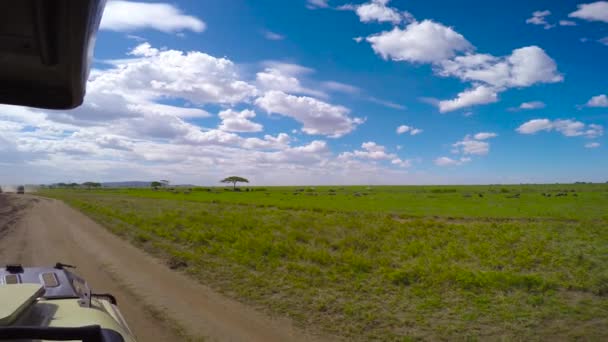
69,183,79,188
82,182,101,190
160,180,170,188
220,176,249,190
151,181,162,189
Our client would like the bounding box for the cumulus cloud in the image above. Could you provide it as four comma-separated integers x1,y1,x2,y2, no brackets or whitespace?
473,132,497,140
101,1,206,33
396,125,423,135
256,65,326,98
0,39,411,185
339,142,411,168
391,158,411,168
367,20,473,63
340,0,414,25
435,46,561,112
255,91,364,137
452,134,495,155
559,20,577,26
516,118,553,134
516,119,604,138
434,156,471,166
569,1,608,23
526,10,554,29
438,46,563,89
519,101,546,110
218,109,263,133
435,133,496,166
585,142,600,148
438,85,498,112
586,94,608,107
351,2,562,112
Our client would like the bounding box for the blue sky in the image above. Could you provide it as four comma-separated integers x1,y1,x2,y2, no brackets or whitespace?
1,0,607,185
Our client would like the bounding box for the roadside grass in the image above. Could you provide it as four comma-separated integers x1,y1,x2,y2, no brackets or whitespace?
39,186,608,340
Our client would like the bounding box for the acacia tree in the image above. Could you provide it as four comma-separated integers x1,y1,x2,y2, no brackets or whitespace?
220,176,249,190
151,181,162,190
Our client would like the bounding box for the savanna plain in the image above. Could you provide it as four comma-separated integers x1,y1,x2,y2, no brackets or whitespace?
39,184,608,341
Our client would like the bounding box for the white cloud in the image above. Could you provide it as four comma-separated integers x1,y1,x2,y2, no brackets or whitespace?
391,158,412,168
321,81,360,94
341,0,414,25
256,66,326,98
339,142,411,168
351,3,562,112
438,85,498,112
436,46,561,111
434,156,471,166
559,20,577,26
396,125,423,135
255,91,363,137
569,1,608,23
218,109,263,133
122,43,257,105
263,30,285,41
366,20,473,63
519,101,546,110
438,46,563,89
526,10,554,29
585,142,600,148
553,120,587,137
261,61,315,76
437,133,496,165
353,36,364,43
473,132,497,140
101,1,206,33
453,136,491,155
306,0,329,9
1,42,436,186
516,118,554,134
242,133,291,150
367,97,406,110
24,42,262,129
516,119,604,138
586,94,608,107
126,34,146,42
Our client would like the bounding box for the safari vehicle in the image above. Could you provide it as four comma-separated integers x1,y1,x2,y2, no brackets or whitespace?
0,264,135,341
16,186,25,194
0,0,136,341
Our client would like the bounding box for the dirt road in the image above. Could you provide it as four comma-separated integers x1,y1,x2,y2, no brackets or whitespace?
0,194,324,341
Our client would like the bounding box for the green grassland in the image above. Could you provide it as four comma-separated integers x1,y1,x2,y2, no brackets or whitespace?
40,184,608,340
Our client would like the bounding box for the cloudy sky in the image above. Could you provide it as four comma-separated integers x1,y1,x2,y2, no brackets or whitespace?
1,0,607,185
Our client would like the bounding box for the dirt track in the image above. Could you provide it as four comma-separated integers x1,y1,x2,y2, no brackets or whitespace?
0,194,324,341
